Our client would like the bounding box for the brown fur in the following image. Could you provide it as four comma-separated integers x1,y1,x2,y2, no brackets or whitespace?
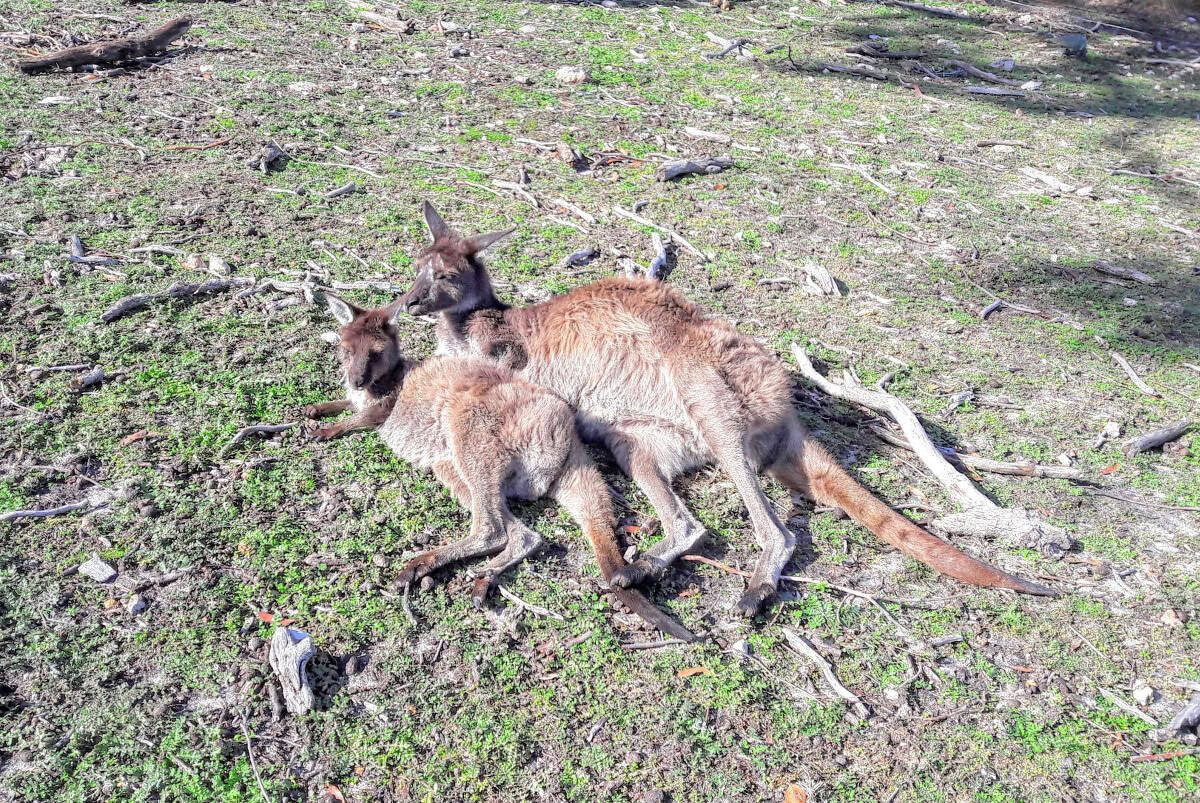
401,202,1053,615
305,292,695,640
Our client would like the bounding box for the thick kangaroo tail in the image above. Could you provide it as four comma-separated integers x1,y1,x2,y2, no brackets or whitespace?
550,442,698,641
771,437,1056,597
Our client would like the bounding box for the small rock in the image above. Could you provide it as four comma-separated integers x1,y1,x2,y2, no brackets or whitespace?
126,594,146,615
942,320,965,335
1056,453,1072,466
1123,297,1139,307
519,24,536,34
884,688,901,702
79,554,117,584
991,58,1015,72
1162,608,1188,627
372,554,389,568
601,0,617,6
344,655,360,676
351,22,368,33
1132,684,1157,706
419,576,435,592
555,65,590,84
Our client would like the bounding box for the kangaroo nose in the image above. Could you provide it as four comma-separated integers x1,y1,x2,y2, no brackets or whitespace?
404,294,422,312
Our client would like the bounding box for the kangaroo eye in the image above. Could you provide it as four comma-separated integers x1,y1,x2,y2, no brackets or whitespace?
434,273,449,281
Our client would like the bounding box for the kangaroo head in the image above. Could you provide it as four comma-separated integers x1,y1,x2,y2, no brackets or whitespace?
401,201,513,316
324,293,407,391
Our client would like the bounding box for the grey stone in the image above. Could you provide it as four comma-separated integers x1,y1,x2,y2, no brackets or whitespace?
78,554,116,583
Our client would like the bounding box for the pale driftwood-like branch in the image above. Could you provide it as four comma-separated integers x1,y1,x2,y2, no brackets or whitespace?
944,59,1023,87
0,500,89,522
1124,421,1191,458
268,626,317,716
791,344,1070,557
1111,352,1159,397
871,424,1085,481
620,639,688,651
647,234,668,280
495,584,565,621
18,16,192,74
655,155,734,182
884,0,972,19
1093,260,1159,286
782,628,869,720
100,277,255,323
847,44,924,60
493,179,538,207
238,713,273,803
1099,687,1157,726
963,86,1025,97
828,163,894,195
612,205,704,259
219,422,297,458
821,62,889,81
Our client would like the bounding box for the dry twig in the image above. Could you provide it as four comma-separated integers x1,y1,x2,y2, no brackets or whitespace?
1123,421,1191,458
782,628,869,719
496,584,565,621
18,16,191,74
1110,352,1159,397
219,423,296,459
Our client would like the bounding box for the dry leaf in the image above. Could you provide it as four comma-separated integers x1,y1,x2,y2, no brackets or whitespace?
325,785,346,803
677,666,712,678
119,429,151,447
620,525,641,534
714,183,727,190
278,618,295,626
238,542,250,556
257,611,274,623
1100,464,1120,475
103,598,118,609
354,766,365,777
785,785,808,803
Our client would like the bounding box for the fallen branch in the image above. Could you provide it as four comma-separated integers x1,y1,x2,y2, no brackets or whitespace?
100,277,255,323
551,198,595,225
1132,748,1200,763
647,233,668,280
963,86,1025,97
944,59,1023,86
791,344,1069,564
0,500,89,523
1099,687,1157,726
828,163,894,195
219,423,297,459
821,61,889,81
165,137,232,152
268,626,316,716
239,713,273,803
976,140,1029,148
1093,260,1159,286
400,583,418,626
704,36,752,60
884,0,972,19
612,205,704,259
871,423,1085,481
129,567,194,594
1123,421,1192,459
847,44,924,59
655,155,734,182
496,584,565,621
1110,352,1159,397
620,639,687,651
322,181,357,200
493,179,538,207
18,16,192,74
782,628,869,719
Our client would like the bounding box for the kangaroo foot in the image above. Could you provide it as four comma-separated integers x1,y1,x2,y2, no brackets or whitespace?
610,556,670,589
471,575,495,609
733,583,776,618
395,552,439,588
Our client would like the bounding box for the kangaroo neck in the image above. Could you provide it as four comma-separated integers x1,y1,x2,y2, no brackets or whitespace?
364,360,408,401
437,291,510,354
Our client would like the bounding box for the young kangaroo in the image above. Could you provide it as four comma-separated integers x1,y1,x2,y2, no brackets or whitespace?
305,293,695,640
399,202,1055,616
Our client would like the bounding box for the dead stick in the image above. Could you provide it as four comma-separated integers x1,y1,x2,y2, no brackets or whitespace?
495,584,565,620
18,16,192,74
612,205,704,258
219,423,296,459
1110,352,1159,397
884,0,972,19
400,583,418,626
239,713,273,803
165,137,233,152
620,639,687,651
1099,687,1157,726
1131,748,1200,763
1123,421,1192,458
100,277,255,323
782,628,869,718
943,59,1023,86
872,424,1085,480
0,500,89,522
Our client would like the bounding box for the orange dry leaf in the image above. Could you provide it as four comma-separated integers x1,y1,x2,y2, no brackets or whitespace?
714,183,727,190
785,785,808,803
325,785,346,803
256,611,274,623
620,525,641,534
676,666,712,678
1100,464,1120,475
355,766,365,777
278,618,295,626
103,598,118,609
237,542,250,556
119,429,151,447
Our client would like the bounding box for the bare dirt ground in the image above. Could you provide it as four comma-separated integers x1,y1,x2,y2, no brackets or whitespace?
1,0,1199,801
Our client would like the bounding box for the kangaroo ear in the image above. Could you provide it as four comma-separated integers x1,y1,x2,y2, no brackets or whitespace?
422,200,451,242
383,297,407,327
324,292,360,326
464,227,515,254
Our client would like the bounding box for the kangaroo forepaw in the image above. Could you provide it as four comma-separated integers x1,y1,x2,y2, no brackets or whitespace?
733,583,777,618
471,575,494,608
396,553,438,588
610,556,669,589
302,404,323,419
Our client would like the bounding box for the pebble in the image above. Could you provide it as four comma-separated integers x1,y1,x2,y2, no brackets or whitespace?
372,554,389,568
1132,684,1156,706
344,655,360,676
247,636,264,652
125,594,146,615
420,576,435,592
79,554,117,584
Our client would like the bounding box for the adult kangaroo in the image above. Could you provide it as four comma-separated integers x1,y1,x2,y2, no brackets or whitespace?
401,202,1053,615
306,293,694,640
